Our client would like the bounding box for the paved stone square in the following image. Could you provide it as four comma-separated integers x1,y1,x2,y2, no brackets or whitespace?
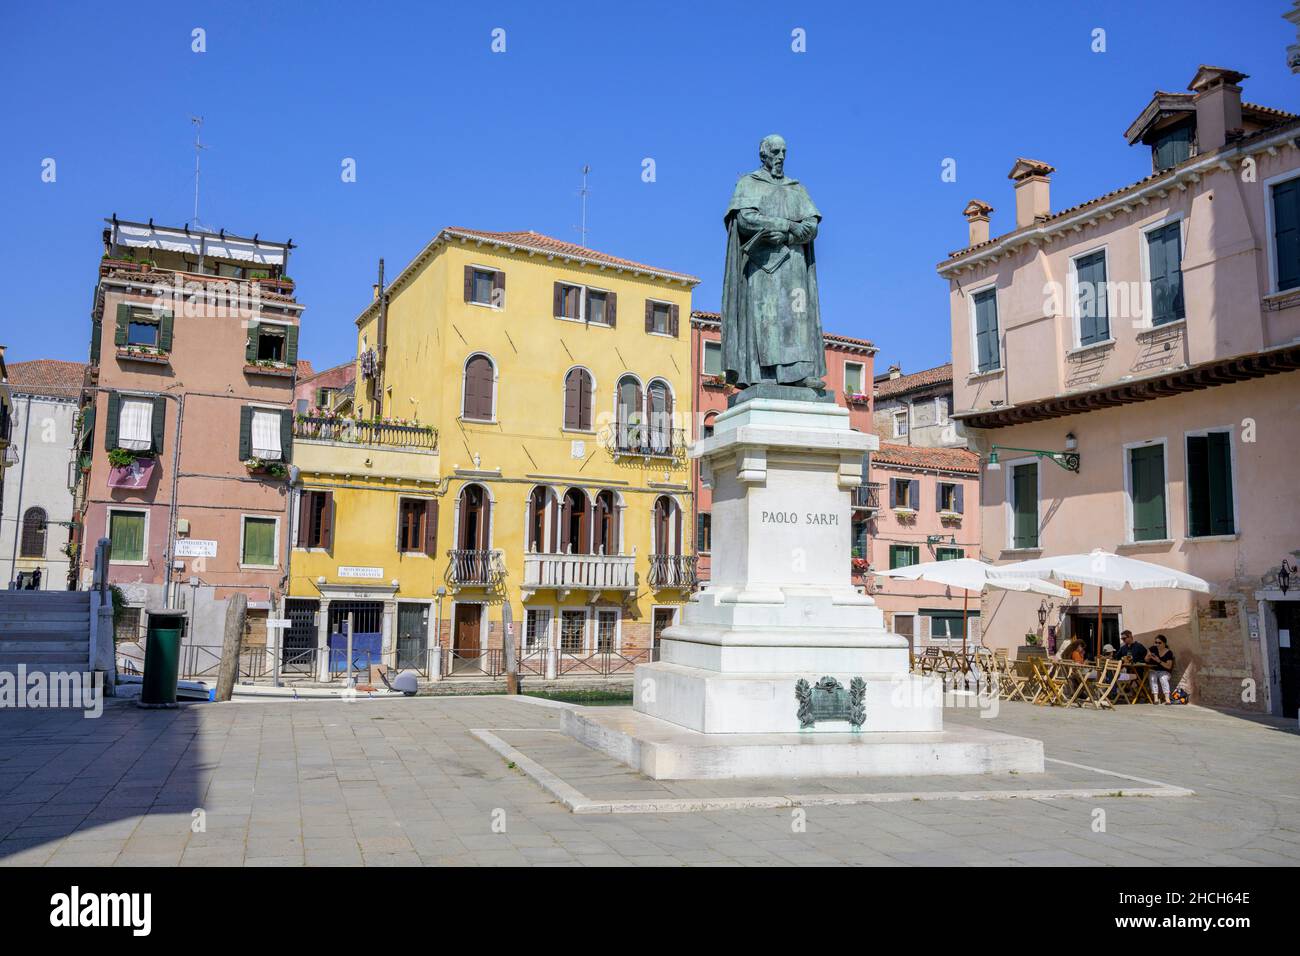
0,694,1297,866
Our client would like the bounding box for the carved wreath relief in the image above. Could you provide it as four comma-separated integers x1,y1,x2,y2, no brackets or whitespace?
795,676,866,731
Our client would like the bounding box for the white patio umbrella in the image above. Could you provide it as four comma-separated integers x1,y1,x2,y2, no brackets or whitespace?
993,549,1210,656
877,558,1069,654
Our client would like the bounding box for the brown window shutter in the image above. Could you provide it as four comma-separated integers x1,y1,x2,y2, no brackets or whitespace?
564,369,580,429
644,300,654,333
296,492,312,548
463,265,474,302
424,500,439,557
479,494,491,550
606,291,617,327
553,282,563,317
549,496,558,552
669,304,680,337
560,497,573,552
492,270,505,308
579,369,592,431
320,492,333,550
673,500,682,556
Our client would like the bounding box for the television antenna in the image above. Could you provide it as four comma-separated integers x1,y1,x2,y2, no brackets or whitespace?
575,164,591,247
190,116,211,230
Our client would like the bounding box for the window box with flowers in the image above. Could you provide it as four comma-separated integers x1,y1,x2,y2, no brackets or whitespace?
701,373,729,389
892,507,917,521
851,557,871,575
844,391,871,406
243,457,288,479
244,360,295,377
939,510,962,525
117,344,170,365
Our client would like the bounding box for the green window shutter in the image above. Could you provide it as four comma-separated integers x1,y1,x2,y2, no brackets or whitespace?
1075,251,1109,344
239,406,254,460
104,392,121,450
245,322,259,362
151,396,166,454
1012,463,1038,548
1129,444,1167,541
973,290,999,372
159,311,174,352
1207,431,1235,535
91,320,102,363
280,409,293,463
285,324,299,366
242,518,276,566
109,511,145,562
1147,224,1184,325
1274,178,1300,292
114,303,130,346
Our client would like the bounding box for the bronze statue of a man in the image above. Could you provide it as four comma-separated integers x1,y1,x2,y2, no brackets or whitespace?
721,134,827,391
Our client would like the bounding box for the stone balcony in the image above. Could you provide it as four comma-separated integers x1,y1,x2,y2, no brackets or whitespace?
521,549,636,599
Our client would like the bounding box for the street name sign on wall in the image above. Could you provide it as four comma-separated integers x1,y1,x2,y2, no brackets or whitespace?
338,566,384,579
175,540,218,557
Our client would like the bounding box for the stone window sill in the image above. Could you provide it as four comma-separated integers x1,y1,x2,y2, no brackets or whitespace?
1067,338,1115,358
1117,539,1174,552
1000,548,1042,559
1136,318,1186,338
967,367,1004,383
1185,533,1239,543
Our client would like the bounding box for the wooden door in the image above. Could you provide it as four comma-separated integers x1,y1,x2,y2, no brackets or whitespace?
454,604,480,655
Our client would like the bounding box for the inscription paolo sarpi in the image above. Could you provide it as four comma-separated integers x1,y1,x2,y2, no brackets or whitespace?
760,511,838,526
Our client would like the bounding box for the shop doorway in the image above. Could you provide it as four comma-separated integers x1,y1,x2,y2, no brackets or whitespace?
1067,607,1120,659
1275,601,1300,719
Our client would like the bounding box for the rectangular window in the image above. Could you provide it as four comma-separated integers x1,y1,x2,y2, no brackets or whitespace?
1273,177,1300,292
851,517,869,559
470,269,496,305
586,290,608,325
696,512,712,552
117,397,154,452
936,547,963,561
1073,250,1110,346
251,409,284,461
1011,462,1039,549
108,510,146,562
557,284,582,319
1152,124,1193,172
560,610,586,653
398,498,426,552
892,409,908,438
1186,431,1235,537
925,609,978,641
1146,222,1185,326
938,482,957,512
596,609,619,652
1128,443,1168,542
256,328,285,363
649,301,671,335
702,340,722,376
892,479,915,510
299,491,332,549
127,320,159,347
241,516,277,567
844,361,865,395
972,288,1000,373
889,544,919,569
524,608,551,652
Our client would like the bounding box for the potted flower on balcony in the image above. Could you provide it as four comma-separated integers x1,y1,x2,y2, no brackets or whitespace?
243,457,288,479
844,391,871,405
106,448,156,489
702,373,728,388
850,556,870,575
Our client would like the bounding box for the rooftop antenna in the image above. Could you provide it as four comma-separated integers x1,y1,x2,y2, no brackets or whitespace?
190,116,211,231
575,164,591,247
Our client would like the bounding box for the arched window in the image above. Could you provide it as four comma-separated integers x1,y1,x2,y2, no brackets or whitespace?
563,367,593,431
20,507,47,558
647,379,673,453
652,495,681,557
526,486,557,553
702,412,718,440
560,488,590,555
457,484,491,551
462,354,495,421
616,375,642,451
593,490,619,555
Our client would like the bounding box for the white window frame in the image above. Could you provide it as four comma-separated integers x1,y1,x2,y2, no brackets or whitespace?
701,339,723,377
468,265,502,309
646,298,674,337
594,605,622,652
892,408,909,438
452,482,496,551
1138,214,1187,329
459,351,499,424
650,605,679,648
843,360,866,396
937,480,958,514
105,507,150,566
966,281,1002,376
1263,170,1300,296
1003,455,1042,552
1182,424,1240,540
523,605,555,653
554,283,614,326
396,495,435,557
1067,243,1114,350
239,514,281,570
1121,437,1170,544
558,607,590,654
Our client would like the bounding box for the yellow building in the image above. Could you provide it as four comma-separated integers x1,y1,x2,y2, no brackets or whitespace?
287,229,698,680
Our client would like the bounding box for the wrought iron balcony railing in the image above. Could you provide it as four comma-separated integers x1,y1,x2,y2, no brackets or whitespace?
446,548,506,588
851,481,883,512
648,553,699,590
605,425,686,459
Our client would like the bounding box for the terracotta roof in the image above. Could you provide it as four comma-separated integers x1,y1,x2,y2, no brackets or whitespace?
6,359,85,396
872,442,978,474
689,310,876,351
445,228,699,284
873,363,953,399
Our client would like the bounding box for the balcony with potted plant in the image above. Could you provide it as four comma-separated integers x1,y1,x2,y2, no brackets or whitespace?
243,457,288,479
106,447,157,489
844,390,871,407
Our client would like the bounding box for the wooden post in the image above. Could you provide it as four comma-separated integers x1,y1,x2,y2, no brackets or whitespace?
213,593,247,702
503,601,518,695
345,612,355,687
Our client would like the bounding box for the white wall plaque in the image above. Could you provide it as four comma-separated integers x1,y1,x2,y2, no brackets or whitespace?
175,539,218,557
338,565,384,579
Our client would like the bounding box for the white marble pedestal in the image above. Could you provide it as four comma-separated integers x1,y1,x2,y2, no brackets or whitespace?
563,392,1043,780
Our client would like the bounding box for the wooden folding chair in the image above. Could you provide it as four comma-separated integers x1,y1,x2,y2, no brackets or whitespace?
1030,658,1067,706
1113,661,1142,704
1080,659,1122,709
1002,657,1036,702
918,647,943,675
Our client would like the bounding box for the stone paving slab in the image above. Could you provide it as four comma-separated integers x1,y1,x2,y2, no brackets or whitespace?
0,694,1295,866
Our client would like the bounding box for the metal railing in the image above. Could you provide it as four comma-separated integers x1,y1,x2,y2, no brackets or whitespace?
648,553,699,590
558,647,650,676
293,415,437,450
446,549,506,588
444,648,505,677
523,550,636,591
852,481,883,511
606,425,686,459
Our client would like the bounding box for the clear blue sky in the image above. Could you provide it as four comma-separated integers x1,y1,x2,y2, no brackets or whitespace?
1,1,1293,374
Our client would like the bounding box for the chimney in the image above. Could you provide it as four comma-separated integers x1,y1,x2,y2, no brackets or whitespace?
963,199,994,246
1008,158,1055,229
372,282,380,301
1189,65,1246,152
888,364,901,379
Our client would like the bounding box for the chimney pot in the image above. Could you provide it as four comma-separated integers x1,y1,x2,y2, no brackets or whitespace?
1008,158,1055,229
1188,65,1246,153
963,199,994,246
372,283,380,301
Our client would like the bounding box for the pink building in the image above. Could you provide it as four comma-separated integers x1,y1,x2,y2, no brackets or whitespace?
294,359,355,416
938,66,1300,716
74,218,304,650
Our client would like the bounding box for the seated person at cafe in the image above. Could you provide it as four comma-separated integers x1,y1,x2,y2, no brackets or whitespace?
1059,636,1087,663
1144,634,1176,704
1117,629,1147,662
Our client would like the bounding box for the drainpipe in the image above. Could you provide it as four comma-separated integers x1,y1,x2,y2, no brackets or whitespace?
163,392,184,609
375,258,387,417
6,394,33,588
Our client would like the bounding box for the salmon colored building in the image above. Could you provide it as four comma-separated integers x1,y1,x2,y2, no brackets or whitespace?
938,66,1300,715
73,218,304,654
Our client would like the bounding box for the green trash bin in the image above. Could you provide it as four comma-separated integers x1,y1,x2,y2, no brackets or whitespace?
140,610,187,708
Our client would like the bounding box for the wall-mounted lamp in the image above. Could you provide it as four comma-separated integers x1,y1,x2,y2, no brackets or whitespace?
1279,558,1296,595
985,443,1080,473
1037,599,1050,627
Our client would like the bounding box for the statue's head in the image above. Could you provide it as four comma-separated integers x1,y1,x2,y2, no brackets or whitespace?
759,134,786,178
